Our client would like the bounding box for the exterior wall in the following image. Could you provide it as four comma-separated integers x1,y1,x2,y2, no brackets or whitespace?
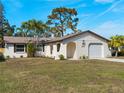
4,44,27,58
3,32,111,60
35,51,45,57
44,45,51,57
4,43,46,58
62,32,111,59
43,33,111,60
55,43,67,60
103,43,111,58
44,43,67,60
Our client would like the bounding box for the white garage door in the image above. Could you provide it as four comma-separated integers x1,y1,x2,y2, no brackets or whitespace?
89,43,103,58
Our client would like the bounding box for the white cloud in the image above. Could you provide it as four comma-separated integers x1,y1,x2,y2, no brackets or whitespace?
93,21,124,38
111,4,124,13
76,0,122,29
95,0,115,3
81,0,123,26
96,0,122,17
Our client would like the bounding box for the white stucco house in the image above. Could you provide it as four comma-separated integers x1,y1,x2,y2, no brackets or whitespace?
3,30,111,60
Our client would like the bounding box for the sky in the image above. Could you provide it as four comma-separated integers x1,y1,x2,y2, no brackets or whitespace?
1,0,124,38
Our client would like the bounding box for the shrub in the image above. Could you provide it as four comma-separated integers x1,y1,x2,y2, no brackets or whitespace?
6,55,10,59
0,52,5,62
20,55,23,58
112,51,116,56
80,55,88,60
59,54,65,60
118,50,124,56
83,56,86,59
27,42,36,57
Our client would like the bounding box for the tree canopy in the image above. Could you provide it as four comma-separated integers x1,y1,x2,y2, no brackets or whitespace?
0,1,14,47
3,20,15,36
47,7,79,37
1,6,79,39
15,19,50,37
109,35,124,56
0,1,4,45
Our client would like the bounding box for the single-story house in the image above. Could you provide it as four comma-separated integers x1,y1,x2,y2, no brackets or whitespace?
3,30,111,60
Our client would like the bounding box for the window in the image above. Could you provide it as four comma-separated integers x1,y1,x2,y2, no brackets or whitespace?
14,44,25,52
50,45,53,54
36,44,45,52
43,44,45,52
82,40,86,47
37,45,42,51
57,44,61,52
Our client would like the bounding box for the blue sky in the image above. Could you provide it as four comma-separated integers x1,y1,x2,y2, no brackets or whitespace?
1,0,124,38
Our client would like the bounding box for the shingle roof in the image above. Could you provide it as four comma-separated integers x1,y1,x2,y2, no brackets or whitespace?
4,30,109,44
4,36,52,44
46,30,109,43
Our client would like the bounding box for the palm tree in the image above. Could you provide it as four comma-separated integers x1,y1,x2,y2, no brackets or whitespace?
20,19,49,37
109,36,122,57
20,19,51,50
21,21,30,36
15,19,51,45
50,27,61,37
15,28,26,37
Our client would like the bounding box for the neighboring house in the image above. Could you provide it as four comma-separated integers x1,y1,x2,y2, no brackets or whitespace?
3,30,111,60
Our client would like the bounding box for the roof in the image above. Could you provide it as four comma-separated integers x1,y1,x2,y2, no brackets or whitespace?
46,30,109,43
4,36,52,44
4,30,109,44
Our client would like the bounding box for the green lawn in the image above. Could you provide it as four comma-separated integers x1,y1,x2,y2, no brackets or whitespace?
1,58,124,93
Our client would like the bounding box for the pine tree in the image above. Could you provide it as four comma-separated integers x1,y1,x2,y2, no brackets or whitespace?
0,0,4,47
47,7,79,37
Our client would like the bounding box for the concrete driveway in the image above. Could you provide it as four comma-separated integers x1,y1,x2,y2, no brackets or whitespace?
98,58,124,63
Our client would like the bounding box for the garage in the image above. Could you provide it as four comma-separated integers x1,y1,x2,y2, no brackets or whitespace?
89,43,103,58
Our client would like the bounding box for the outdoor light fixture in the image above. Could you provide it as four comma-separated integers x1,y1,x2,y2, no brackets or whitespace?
82,40,86,47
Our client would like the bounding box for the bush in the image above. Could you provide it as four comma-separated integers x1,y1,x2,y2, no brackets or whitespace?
112,52,116,56
59,54,65,60
118,50,124,56
83,56,86,59
27,42,36,57
80,55,88,60
0,53,5,62
6,55,10,59
20,55,23,58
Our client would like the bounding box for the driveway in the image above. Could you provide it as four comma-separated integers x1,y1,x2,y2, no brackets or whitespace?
97,58,124,63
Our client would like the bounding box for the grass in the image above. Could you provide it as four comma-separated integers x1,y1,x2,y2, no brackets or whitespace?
1,58,124,93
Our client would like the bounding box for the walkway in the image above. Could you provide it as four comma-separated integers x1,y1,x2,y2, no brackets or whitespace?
98,58,124,63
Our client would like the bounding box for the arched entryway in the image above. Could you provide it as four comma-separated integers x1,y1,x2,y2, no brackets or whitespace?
67,42,76,58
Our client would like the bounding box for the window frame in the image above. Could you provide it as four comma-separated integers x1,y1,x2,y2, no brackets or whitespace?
43,44,45,52
57,43,61,52
36,44,42,51
50,45,53,54
14,44,25,53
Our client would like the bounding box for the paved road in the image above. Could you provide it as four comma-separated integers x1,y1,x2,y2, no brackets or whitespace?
98,58,124,63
